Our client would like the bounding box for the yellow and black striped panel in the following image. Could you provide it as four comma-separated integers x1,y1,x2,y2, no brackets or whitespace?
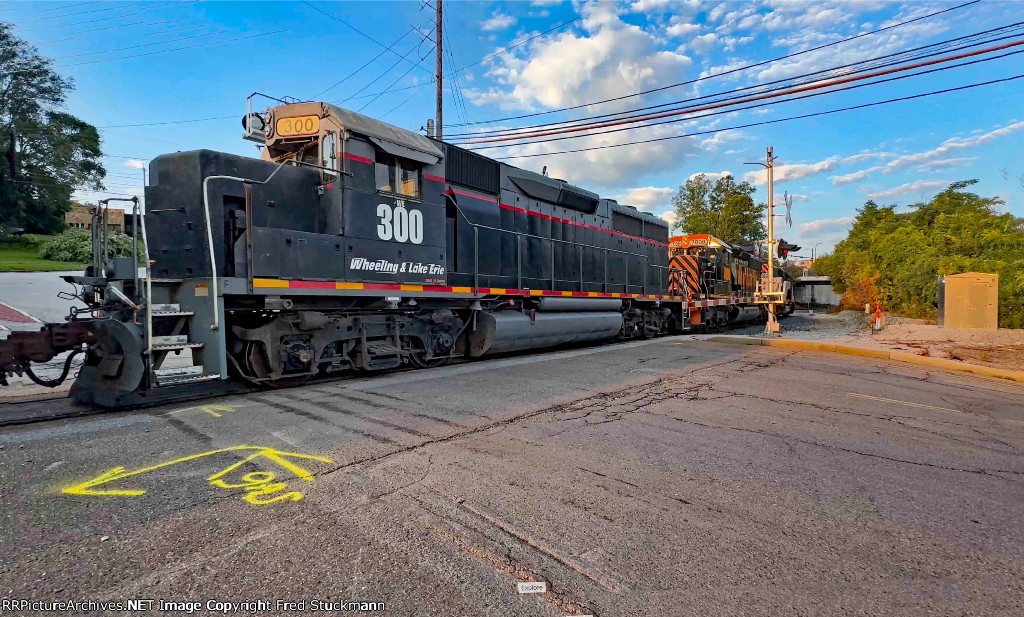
668,255,701,297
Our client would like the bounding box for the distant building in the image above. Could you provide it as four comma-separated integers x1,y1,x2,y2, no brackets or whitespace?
65,206,124,233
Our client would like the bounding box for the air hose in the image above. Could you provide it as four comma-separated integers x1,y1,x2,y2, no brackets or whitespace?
24,349,82,388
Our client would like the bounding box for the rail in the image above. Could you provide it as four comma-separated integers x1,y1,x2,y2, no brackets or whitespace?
447,197,668,296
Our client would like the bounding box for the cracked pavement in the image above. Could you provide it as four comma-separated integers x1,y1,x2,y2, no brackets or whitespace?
1,338,1023,616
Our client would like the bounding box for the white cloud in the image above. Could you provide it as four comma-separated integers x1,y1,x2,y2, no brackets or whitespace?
478,2,692,116
698,130,743,151
867,180,949,201
665,21,699,38
787,193,810,202
685,32,720,52
124,159,146,170
500,123,695,188
688,170,732,182
609,186,674,211
745,151,889,185
481,11,517,32
798,217,854,233
916,157,975,173
630,0,697,13
702,1,947,83
832,121,1024,186
659,210,678,227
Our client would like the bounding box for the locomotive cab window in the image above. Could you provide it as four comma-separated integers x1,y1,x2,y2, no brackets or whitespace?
321,131,338,177
375,152,420,199
298,142,319,168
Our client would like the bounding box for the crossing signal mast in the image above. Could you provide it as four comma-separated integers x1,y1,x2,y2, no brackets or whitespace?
747,147,800,335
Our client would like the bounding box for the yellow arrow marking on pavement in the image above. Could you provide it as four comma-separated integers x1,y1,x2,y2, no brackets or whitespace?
162,404,239,418
61,445,334,505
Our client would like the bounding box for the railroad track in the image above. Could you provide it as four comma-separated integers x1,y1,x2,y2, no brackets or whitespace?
0,318,785,429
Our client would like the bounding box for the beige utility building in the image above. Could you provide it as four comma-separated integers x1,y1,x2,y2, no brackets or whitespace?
938,272,999,330
64,205,124,233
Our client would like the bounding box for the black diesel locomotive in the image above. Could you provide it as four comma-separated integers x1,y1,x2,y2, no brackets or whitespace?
0,99,772,407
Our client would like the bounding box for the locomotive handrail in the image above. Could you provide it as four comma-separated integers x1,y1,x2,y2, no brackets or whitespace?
201,163,289,330
447,196,666,295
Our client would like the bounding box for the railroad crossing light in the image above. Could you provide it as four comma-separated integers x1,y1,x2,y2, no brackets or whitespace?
777,239,800,259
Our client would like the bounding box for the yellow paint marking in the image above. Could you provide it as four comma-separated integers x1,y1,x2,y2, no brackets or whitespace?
587,292,599,297
849,392,961,413
400,284,423,292
452,286,473,294
530,290,544,296
560,291,573,297
253,278,289,288
335,282,364,290
163,404,239,418
62,446,333,505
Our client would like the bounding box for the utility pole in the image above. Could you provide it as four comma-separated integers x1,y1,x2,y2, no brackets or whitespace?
765,146,779,335
435,0,443,140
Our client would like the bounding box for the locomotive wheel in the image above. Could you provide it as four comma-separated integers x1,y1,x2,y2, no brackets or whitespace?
240,340,311,388
409,352,450,369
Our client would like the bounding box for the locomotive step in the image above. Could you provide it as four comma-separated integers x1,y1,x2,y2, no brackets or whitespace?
151,303,181,313
154,365,204,379
152,311,195,317
154,372,221,387
152,334,189,345
151,342,205,351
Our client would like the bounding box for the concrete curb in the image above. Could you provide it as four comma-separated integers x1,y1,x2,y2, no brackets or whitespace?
706,336,1024,385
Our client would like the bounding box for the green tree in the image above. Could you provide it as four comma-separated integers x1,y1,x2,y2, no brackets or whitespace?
671,173,766,245
815,180,1024,328
0,22,105,234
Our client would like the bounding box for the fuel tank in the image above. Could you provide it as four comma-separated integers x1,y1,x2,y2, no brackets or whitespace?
535,297,624,312
728,305,763,323
464,311,623,357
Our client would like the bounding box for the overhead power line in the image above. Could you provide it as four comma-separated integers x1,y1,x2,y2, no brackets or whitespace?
15,1,144,24
473,47,1024,152
6,28,229,64
300,0,433,79
4,30,286,75
17,1,192,32
309,26,416,99
357,44,436,112
443,0,980,129
447,22,1024,140
460,38,1024,146
491,73,1024,160
344,3,590,102
99,115,237,129
0,20,191,52
339,39,432,104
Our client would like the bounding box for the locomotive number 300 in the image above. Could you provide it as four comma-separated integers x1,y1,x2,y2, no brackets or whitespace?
376,203,423,244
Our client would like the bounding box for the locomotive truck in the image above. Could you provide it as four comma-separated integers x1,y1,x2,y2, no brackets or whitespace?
0,96,788,407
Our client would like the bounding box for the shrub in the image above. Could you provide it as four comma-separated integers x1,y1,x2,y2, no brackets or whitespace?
38,229,143,263
816,181,1024,328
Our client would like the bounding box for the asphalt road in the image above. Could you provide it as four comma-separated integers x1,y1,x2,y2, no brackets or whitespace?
1,339,1022,616
0,271,85,324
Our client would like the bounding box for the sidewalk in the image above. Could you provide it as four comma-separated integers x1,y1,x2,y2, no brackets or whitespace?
708,333,1024,385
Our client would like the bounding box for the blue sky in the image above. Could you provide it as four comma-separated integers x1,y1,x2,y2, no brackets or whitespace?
4,0,1024,255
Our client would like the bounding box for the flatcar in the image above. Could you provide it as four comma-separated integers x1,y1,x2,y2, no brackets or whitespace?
0,97,784,407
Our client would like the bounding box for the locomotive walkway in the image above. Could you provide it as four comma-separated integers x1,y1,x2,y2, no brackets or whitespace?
1,338,1022,616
